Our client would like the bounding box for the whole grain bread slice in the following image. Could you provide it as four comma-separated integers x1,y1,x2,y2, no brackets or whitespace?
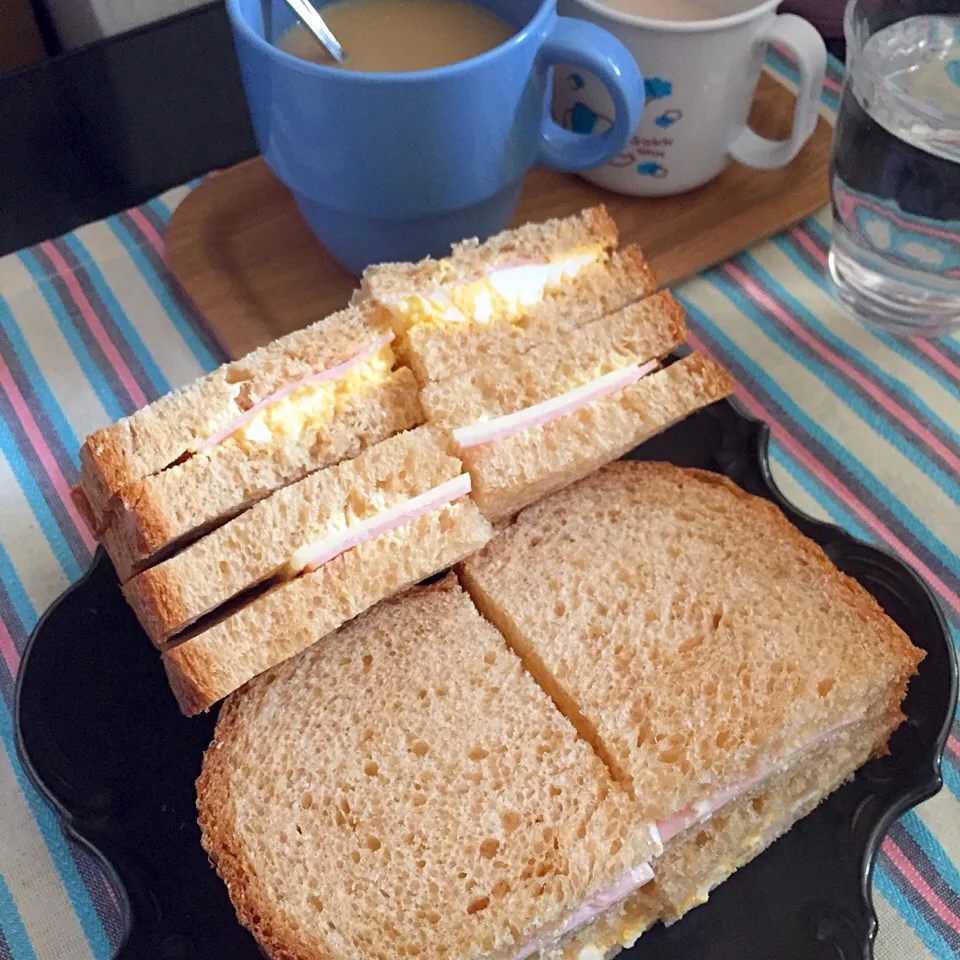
163,498,493,715
100,370,422,581
79,304,393,523
421,291,684,430
197,576,658,960
357,206,619,312
459,461,924,825
457,352,734,522
403,245,658,384
124,426,464,644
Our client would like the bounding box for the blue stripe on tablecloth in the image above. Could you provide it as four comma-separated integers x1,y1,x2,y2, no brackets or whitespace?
130,199,229,367
44,238,159,407
0,713,110,959
58,234,172,400
0,546,35,651
26,243,148,415
900,813,960,899
0,420,82,584
0,875,37,960
768,446,872,539
774,230,960,423
681,286,960,599
106,214,220,373
15,251,127,423
875,861,958,960
768,234,960,449
714,255,960,506
877,842,960,959
731,249,960,496
0,301,81,464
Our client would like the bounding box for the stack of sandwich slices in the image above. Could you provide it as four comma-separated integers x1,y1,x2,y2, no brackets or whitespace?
198,463,923,960
74,206,732,714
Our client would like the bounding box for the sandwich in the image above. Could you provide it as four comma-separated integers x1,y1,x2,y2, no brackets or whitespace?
197,576,663,960
356,207,658,383
420,294,733,520
195,463,921,960
75,304,422,581
148,427,493,715
459,461,924,941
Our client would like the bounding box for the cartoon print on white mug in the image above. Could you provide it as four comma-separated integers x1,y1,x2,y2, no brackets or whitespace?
559,72,613,135
553,0,827,196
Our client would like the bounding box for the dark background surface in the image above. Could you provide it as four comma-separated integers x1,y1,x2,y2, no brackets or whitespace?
0,1,846,257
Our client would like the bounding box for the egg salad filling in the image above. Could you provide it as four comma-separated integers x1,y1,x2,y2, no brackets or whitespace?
194,339,395,456
283,473,471,578
384,248,604,330
507,862,656,960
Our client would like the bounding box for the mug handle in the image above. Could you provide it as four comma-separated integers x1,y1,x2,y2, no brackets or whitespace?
536,16,645,173
728,14,827,170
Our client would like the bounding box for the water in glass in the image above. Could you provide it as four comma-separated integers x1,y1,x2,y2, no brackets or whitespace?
829,6,960,337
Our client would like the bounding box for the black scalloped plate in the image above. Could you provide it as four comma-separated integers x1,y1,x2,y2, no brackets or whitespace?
14,398,957,960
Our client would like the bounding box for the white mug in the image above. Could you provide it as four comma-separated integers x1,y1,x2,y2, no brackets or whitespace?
553,0,828,196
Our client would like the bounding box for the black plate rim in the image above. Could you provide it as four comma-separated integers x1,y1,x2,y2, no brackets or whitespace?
740,396,958,946
12,396,958,960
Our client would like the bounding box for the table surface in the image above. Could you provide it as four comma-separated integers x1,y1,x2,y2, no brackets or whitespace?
0,3,256,258
0,9,955,960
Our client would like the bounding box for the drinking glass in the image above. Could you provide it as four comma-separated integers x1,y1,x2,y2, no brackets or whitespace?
828,0,960,337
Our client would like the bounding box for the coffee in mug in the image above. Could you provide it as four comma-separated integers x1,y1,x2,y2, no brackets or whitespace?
276,0,515,72
599,0,720,20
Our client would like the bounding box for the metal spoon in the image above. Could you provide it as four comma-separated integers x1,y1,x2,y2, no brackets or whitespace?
281,0,346,63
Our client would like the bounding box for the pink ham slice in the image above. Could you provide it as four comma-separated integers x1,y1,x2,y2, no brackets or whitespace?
287,473,472,576
195,334,395,454
453,359,660,450
655,716,862,844
508,861,655,960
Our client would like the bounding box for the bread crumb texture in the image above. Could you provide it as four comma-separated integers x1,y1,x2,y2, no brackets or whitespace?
460,461,924,822
198,577,655,960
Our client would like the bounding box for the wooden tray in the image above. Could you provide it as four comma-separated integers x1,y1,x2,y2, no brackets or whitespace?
166,70,831,359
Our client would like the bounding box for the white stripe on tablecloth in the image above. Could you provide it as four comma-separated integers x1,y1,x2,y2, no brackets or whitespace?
65,220,209,391
876,888,937,960
0,743,96,960
680,277,960,562
0,453,70,619
756,238,960,428
0,255,113,444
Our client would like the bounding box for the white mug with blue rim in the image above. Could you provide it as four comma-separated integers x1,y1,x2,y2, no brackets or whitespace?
553,0,827,196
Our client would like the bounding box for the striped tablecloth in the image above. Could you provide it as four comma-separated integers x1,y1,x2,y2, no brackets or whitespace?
0,53,957,960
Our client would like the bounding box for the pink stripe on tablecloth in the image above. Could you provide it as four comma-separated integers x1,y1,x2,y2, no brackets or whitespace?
883,836,960,934
0,618,18,674
724,261,960,476
0,356,95,552
125,207,166,257
792,228,960,384
39,241,148,411
913,338,960,383
687,334,960,618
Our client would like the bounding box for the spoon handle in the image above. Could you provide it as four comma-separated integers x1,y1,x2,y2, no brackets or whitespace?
285,0,346,62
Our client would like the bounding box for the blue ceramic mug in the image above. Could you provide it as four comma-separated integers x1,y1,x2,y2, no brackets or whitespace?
226,0,644,274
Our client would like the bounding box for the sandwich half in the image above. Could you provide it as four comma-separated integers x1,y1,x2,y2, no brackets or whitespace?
76,304,422,580
460,462,923,936
421,294,733,521
357,208,660,383
197,576,662,960
155,427,493,715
